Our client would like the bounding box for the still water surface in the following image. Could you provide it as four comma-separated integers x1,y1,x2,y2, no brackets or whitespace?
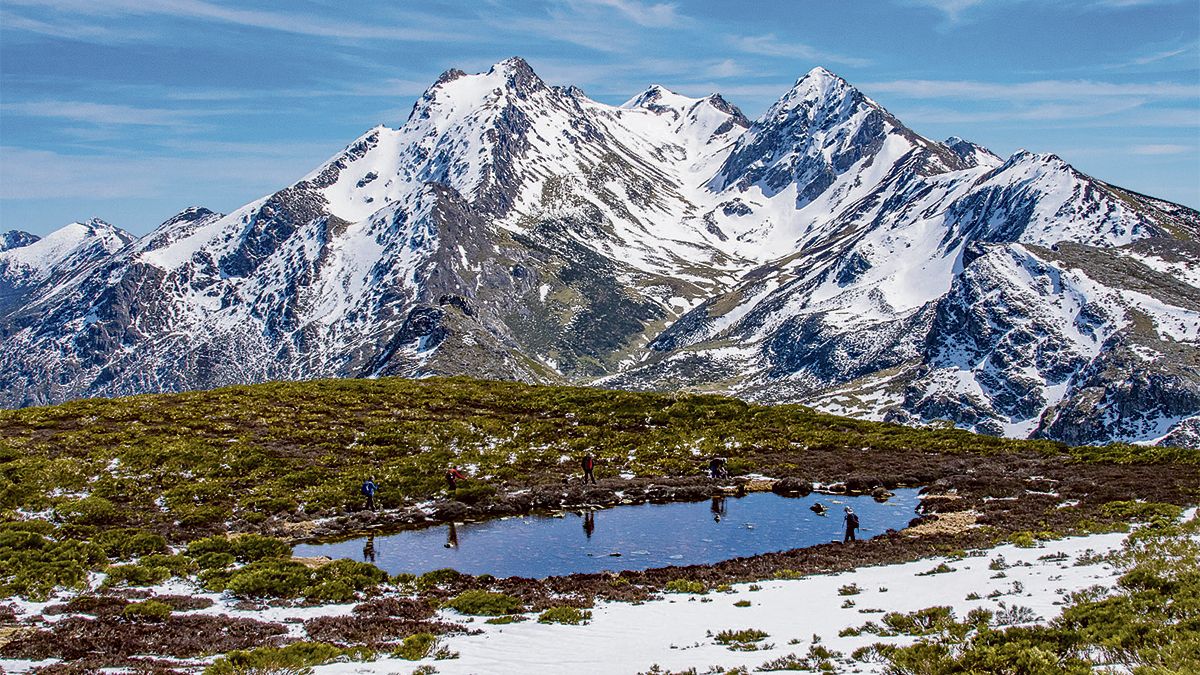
293,489,921,578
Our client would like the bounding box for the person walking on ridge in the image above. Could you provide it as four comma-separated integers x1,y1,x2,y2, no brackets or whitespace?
361,476,379,511
581,453,597,485
843,506,859,542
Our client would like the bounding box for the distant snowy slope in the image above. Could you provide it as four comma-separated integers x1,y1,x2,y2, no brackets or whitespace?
1,59,1196,447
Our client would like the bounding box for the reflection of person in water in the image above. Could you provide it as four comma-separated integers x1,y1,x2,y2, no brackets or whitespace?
444,522,459,549
582,510,595,539
362,534,376,563
711,496,727,522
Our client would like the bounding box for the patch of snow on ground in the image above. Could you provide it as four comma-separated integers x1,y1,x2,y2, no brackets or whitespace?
312,529,1136,675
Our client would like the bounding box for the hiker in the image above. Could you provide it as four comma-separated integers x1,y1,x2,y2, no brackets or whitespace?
361,476,379,511
581,453,597,485
446,467,467,491
843,507,860,542
708,457,728,480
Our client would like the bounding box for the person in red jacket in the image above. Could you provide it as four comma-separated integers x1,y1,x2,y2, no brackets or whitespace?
581,453,597,484
446,467,467,491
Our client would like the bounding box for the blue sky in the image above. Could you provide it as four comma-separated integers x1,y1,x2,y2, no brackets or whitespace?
1,0,1197,236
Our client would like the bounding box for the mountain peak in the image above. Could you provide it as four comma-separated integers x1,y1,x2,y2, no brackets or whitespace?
782,66,856,106
0,230,39,252
487,56,545,93
621,84,695,112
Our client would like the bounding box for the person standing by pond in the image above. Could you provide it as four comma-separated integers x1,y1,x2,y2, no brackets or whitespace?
446,467,467,491
709,457,728,480
361,476,379,511
843,506,859,542
581,453,597,485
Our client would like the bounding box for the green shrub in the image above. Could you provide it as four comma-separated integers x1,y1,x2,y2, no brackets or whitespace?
104,562,171,587
538,606,592,625
93,528,168,560
881,606,956,636
122,599,171,622
485,615,528,625
394,632,438,660
416,567,466,591
734,600,751,608
1099,501,1182,523
204,642,356,675
194,551,236,570
59,496,121,525
215,559,312,598
665,579,707,594
444,590,524,616
451,483,496,504
837,583,861,596
306,559,389,603
0,530,107,600
714,628,769,645
187,534,289,563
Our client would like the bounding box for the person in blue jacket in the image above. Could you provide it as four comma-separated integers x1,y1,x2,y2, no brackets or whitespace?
361,476,379,511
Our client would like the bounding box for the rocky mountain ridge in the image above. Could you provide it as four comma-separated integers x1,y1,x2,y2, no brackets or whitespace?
3,58,1197,447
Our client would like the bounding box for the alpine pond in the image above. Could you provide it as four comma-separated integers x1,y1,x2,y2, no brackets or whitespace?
293,489,921,578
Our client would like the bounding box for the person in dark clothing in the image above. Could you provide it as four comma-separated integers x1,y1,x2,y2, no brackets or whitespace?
446,467,467,491
581,453,597,484
708,457,728,480
843,507,859,542
361,477,378,511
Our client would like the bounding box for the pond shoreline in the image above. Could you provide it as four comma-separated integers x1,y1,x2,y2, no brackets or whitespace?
285,476,906,547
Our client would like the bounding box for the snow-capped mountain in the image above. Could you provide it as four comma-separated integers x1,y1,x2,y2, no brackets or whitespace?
2,58,1197,447
0,219,133,314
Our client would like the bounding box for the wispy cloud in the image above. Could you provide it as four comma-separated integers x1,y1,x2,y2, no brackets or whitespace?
900,0,1191,23
1130,143,1192,155
728,34,870,67
569,0,688,28
2,0,463,42
863,78,1199,100
1,100,213,127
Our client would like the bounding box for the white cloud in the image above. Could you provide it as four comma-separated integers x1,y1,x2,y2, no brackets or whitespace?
863,78,1198,100
2,0,462,42
1130,143,1191,155
705,59,744,79
1,100,206,127
570,0,687,27
729,34,870,67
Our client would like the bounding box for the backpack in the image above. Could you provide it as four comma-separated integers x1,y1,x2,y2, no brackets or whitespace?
361,481,375,496
847,513,859,529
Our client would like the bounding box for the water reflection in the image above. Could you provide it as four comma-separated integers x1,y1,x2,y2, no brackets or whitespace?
362,534,376,563
711,496,727,522
444,522,459,549
582,510,596,539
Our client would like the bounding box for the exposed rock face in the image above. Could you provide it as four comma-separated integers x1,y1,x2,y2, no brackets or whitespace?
2,59,1197,447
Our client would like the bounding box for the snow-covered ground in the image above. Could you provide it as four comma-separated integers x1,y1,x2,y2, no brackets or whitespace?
2,514,1189,675
314,529,1136,675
